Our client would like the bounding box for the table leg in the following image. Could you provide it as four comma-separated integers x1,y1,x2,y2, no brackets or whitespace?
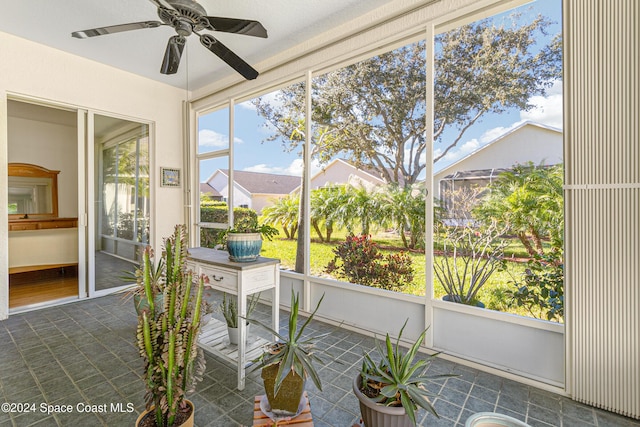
238,287,246,390
272,265,280,342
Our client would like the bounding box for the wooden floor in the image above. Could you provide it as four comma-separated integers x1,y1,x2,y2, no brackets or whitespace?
9,267,78,309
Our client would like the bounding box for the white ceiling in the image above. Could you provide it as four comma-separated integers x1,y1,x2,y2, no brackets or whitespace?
0,0,390,91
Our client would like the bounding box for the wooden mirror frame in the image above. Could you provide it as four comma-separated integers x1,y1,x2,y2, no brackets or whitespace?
8,163,59,220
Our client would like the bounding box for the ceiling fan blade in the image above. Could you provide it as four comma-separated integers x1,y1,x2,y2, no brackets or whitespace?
205,17,268,38
161,36,186,75
72,21,164,39
199,34,259,80
147,0,176,11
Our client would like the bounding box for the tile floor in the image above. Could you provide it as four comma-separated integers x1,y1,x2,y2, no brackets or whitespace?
0,294,639,427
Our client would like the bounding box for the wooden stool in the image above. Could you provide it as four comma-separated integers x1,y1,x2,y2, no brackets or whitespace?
252,392,313,426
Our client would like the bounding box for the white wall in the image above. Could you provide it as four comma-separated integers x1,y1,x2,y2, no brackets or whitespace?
434,123,562,197
0,31,187,319
311,159,384,189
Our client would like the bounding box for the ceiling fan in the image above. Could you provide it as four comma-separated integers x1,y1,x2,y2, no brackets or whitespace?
71,0,267,80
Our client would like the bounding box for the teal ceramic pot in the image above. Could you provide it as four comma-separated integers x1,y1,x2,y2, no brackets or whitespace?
227,232,262,262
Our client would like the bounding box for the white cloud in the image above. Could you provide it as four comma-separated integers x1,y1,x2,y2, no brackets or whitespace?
479,122,524,143
198,129,243,147
520,80,563,129
441,138,481,163
237,91,282,112
243,158,322,176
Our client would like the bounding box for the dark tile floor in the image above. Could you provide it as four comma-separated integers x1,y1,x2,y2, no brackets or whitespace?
1,294,639,427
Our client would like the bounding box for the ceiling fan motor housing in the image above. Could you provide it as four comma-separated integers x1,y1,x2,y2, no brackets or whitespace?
158,0,209,34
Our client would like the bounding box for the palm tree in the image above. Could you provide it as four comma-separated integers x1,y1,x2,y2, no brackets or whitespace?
262,193,300,239
377,183,426,249
310,185,345,242
335,184,381,235
474,162,563,257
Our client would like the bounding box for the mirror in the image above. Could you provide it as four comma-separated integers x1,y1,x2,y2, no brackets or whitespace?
8,163,59,219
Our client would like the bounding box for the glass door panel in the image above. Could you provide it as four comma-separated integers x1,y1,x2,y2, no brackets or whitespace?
92,114,150,292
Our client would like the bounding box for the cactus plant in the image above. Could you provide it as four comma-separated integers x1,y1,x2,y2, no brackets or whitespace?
135,225,208,427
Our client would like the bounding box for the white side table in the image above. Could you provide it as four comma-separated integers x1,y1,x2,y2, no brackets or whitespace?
187,247,280,390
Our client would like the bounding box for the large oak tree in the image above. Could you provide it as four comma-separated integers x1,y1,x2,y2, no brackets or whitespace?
253,15,561,187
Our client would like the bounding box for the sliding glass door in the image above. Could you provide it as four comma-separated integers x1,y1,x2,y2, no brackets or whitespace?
90,113,150,294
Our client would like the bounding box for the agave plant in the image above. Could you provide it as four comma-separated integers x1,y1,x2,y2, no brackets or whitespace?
251,290,330,395
221,291,261,328
135,225,208,427
359,320,455,426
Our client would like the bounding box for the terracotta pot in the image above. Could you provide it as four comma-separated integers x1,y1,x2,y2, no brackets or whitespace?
353,375,413,427
261,363,305,416
135,399,194,427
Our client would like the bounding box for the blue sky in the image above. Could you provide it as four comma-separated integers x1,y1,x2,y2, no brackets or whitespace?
198,0,562,182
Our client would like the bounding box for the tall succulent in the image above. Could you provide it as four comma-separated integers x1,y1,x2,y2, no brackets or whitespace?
136,225,208,427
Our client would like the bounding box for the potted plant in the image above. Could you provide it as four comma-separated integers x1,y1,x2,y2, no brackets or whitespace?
353,320,455,427
220,291,261,344
225,217,279,262
433,187,508,307
120,256,165,315
465,412,531,427
135,225,208,427
250,290,329,416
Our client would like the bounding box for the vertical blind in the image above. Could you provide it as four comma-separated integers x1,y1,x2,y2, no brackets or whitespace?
565,0,639,419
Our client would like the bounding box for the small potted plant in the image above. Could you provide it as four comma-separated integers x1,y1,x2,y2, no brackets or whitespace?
220,292,261,345
135,225,208,427
225,217,279,262
353,320,455,427
250,290,329,416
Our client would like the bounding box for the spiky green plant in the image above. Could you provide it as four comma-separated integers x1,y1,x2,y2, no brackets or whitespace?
359,320,456,426
221,292,261,328
250,290,330,395
135,225,208,427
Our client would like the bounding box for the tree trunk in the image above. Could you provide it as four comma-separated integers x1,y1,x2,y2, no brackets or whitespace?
295,180,306,273
325,223,333,242
518,232,537,258
312,220,325,242
530,227,545,255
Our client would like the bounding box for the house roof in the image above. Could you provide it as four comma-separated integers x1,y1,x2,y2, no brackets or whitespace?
441,168,512,180
311,158,389,185
199,182,221,197
216,169,300,195
435,121,562,178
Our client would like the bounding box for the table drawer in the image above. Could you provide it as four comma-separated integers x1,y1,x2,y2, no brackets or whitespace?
200,265,238,292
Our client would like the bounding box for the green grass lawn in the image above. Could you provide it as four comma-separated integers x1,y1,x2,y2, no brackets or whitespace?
260,230,552,319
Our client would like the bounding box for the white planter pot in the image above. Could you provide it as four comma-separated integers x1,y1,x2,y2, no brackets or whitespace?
227,323,251,345
465,412,531,427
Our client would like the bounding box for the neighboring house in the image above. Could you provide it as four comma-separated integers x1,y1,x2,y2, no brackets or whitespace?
309,158,388,191
199,182,222,201
203,169,300,214
433,121,562,201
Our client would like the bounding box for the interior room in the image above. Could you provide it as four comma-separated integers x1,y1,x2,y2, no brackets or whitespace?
0,0,638,426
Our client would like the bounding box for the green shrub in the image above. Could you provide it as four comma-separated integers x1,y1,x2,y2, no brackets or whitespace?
325,234,413,292
199,204,258,248
506,251,564,322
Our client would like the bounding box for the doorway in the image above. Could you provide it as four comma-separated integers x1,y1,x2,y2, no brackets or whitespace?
89,114,150,295
7,100,80,309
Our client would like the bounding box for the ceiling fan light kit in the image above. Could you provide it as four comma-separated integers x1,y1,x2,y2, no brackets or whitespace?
71,0,267,80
